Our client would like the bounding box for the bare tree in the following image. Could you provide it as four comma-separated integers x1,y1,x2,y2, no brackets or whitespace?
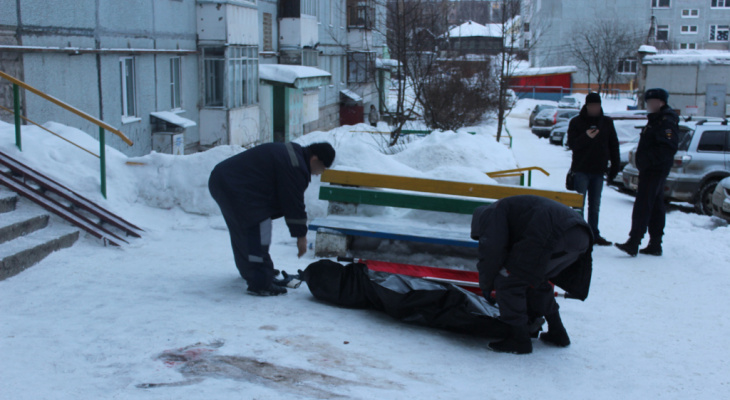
568,18,645,94
494,0,530,142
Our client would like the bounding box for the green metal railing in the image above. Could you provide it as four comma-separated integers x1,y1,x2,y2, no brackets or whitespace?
0,70,133,198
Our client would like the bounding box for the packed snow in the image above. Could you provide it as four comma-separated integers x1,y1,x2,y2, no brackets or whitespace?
259,64,332,85
1,102,729,398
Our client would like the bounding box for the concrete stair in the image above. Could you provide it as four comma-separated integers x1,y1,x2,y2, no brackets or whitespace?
0,188,79,280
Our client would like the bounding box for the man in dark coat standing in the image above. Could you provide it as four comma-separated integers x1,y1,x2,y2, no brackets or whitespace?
616,88,679,257
471,195,594,354
208,142,336,296
567,92,620,246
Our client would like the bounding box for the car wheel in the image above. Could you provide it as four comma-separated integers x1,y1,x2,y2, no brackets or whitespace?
694,180,719,216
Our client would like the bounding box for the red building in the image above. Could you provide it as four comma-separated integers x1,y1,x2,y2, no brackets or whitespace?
510,66,577,101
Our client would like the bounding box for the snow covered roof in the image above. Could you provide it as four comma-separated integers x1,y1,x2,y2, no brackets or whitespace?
376,58,400,69
259,64,332,88
340,89,363,102
442,21,503,39
643,51,730,66
512,66,578,77
638,45,658,54
150,111,196,128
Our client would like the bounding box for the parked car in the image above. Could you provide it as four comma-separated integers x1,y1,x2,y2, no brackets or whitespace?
711,176,730,222
558,96,580,109
531,108,579,138
529,104,557,127
622,120,730,215
549,120,570,145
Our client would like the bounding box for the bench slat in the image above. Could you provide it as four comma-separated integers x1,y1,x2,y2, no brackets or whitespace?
321,170,584,208
319,186,493,215
309,217,477,248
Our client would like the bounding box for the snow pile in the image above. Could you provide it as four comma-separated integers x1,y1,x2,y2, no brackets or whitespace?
0,120,517,220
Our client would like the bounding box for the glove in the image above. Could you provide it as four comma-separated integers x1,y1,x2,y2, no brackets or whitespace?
608,166,620,181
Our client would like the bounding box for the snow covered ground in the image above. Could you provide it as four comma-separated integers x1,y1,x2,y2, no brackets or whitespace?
1,106,729,399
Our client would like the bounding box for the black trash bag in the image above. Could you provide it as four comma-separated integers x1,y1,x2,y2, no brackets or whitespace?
299,260,520,338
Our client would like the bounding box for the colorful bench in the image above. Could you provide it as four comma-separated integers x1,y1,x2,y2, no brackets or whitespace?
311,170,584,258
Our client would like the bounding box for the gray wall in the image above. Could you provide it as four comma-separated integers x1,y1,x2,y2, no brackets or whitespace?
4,0,199,156
645,63,730,117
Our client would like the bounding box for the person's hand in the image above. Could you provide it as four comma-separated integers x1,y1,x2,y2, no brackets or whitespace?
608,167,620,182
297,236,307,258
586,129,599,139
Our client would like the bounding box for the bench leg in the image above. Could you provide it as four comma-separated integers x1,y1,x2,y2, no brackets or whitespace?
314,230,351,258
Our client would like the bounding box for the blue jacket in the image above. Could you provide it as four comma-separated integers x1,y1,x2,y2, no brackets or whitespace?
210,142,311,237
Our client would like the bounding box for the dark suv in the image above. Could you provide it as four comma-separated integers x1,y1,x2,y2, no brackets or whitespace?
622,119,730,215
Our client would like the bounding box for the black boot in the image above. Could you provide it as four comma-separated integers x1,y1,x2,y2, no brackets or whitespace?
540,312,571,347
594,236,613,246
489,325,533,354
615,240,639,257
247,283,287,297
639,243,663,256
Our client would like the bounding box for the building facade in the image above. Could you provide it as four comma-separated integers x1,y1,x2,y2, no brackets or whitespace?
524,0,730,91
1,0,388,157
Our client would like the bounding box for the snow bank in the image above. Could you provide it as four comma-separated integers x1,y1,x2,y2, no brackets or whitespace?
0,120,518,220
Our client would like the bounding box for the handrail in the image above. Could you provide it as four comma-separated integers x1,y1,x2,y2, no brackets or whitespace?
487,166,550,177
487,166,550,187
1,69,133,198
0,104,99,158
0,70,132,145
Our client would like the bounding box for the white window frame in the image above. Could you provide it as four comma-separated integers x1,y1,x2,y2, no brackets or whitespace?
656,25,670,41
680,25,698,34
119,57,137,119
617,58,638,75
711,0,730,8
651,0,670,8
709,24,730,42
681,9,699,17
170,57,182,111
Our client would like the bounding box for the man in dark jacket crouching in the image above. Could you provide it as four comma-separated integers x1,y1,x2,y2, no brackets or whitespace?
209,142,335,296
471,195,594,354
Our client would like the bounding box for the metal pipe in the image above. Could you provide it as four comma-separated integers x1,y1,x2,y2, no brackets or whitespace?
13,83,21,150
100,127,106,199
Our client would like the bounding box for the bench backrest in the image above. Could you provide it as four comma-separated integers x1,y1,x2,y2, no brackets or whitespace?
321,170,584,209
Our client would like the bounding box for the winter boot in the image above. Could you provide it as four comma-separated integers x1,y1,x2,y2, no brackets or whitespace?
639,243,663,256
489,325,533,354
247,283,287,297
615,240,640,257
594,236,613,246
540,312,571,348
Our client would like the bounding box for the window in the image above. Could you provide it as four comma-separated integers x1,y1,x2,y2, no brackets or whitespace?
680,43,697,49
302,0,317,17
347,0,375,29
170,57,182,110
263,13,273,52
681,9,699,17
347,52,375,83
524,39,530,48
523,22,530,32
656,25,669,41
709,25,730,42
680,25,698,34
711,0,730,8
617,58,638,74
227,46,259,108
651,0,670,7
697,131,727,152
302,49,319,67
119,57,136,117
202,47,225,107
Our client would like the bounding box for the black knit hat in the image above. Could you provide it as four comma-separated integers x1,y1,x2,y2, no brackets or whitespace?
585,92,602,105
307,142,336,168
645,88,669,103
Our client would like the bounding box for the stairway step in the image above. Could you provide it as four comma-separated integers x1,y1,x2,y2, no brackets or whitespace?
0,189,18,214
0,202,50,245
0,224,80,281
